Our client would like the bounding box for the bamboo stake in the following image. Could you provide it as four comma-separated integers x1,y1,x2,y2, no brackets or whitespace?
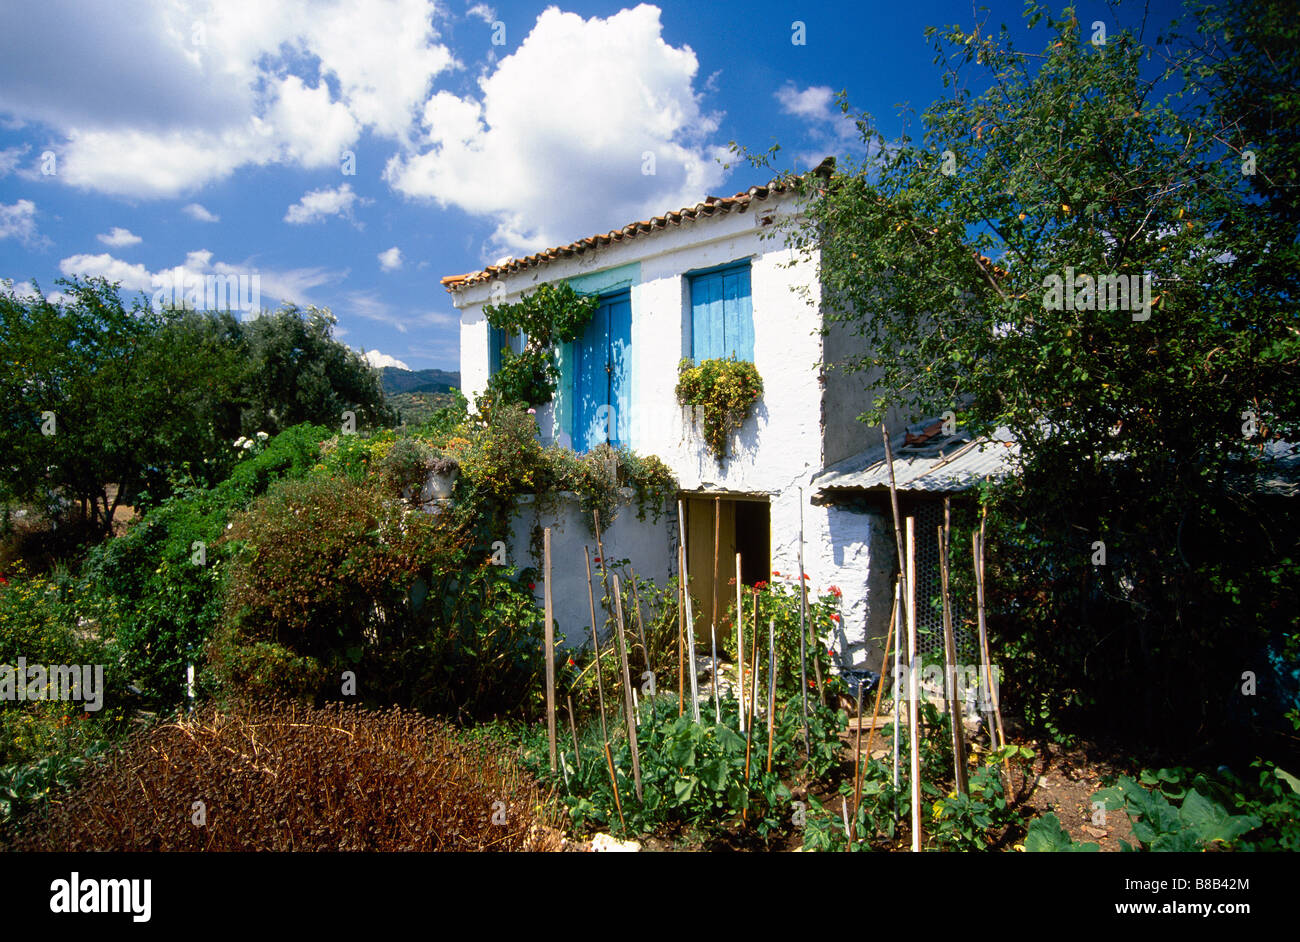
629,567,649,674
850,675,864,845
612,573,642,800
939,522,969,796
907,516,921,852
741,591,761,823
681,506,702,722
566,694,581,770
543,528,557,772
797,488,814,753
710,497,722,724
865,577,901,759
584,547,609,744
681,561,691,717
892,576,901,826
859,576,901,828
975,524,1011,788
766,616,776,774
604,742,626,832
736,552,746,733
881,422,909,833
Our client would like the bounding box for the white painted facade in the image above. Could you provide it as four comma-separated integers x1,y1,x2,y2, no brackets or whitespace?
447,190,896,669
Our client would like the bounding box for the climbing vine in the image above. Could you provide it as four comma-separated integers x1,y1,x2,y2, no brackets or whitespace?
675,357,764,461
480,283,600,411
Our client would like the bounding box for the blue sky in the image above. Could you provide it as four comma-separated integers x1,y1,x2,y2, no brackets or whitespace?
0,0,1184,372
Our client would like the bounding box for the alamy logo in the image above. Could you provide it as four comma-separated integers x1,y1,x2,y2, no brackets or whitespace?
151,270,260,314
50,872,151,922
1042,267,1152,321
0,658,105,711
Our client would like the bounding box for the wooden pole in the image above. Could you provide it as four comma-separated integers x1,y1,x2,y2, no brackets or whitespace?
741,591,761,823
975,523,1011,787
584,547,609,744
681,506,702,722
892,576,902,826
604,742,626,832
850,676,864,844
865,576,900,759
629,568,649,674
766,616,777,774
939,520,969,796
710,497,722,724
543,528,557,772
736,552,745,733
612,573,642,801
681,558,691,722
566,694,581,769
906,515,921,852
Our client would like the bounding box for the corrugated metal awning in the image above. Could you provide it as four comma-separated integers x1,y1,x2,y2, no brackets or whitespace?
813,421,1018,494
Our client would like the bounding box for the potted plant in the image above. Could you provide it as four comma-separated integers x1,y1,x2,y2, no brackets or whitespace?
421,454,459,501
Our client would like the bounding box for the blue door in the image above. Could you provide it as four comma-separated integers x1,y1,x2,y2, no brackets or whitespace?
572,291,631,452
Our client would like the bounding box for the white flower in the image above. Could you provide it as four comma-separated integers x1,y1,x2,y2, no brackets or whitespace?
256,431,269,441
242,440,254,450
234,437,247,448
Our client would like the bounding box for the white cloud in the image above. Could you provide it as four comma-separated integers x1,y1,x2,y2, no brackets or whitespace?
0,199,40,245
58,249,346,309
385,4,728,255
4,279,67,304
378,246,403,271
343,290,457,333
0,145,27,177
775,82,862,168
362,349,411,371
284,183,362,225
466,4,496,23
97,226,142,247
182,203,219,223
0,0,455,197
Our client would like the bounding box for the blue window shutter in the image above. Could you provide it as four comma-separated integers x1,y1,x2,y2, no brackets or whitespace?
488,325,504,374
722,266,753,360
690,263,752,362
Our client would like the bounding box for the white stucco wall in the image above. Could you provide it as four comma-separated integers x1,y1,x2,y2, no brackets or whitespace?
507,491,676,652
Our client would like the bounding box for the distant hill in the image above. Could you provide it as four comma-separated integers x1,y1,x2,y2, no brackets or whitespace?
378,366,460,396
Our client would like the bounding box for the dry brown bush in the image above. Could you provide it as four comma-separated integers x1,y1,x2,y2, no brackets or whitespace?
7,701,559,851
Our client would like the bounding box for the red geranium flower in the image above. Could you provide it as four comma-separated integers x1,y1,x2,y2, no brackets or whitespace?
567,657,575,667
772,570,781,577
754,581,768,590
0,573,8,586
828,585,842,597
830,613,840,622
802,574,810,580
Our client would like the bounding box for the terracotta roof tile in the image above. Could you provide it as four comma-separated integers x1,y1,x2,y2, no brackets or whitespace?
438,172,816,293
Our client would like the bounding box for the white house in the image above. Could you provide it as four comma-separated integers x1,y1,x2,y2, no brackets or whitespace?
440,169,999,675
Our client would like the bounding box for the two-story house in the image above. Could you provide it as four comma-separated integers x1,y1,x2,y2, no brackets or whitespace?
441,170,918,672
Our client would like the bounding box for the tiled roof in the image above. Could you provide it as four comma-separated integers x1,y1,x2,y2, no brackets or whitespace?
438,167,825,292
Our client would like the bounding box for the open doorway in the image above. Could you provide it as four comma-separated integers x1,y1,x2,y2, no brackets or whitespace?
682,494,770,647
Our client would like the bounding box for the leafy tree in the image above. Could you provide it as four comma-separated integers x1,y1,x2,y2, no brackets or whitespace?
746,1,1299,746
1,280,395,540
238,304,395,435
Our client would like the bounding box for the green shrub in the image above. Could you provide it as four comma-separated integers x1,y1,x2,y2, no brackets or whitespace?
0,565,127,825
78,423,332,706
